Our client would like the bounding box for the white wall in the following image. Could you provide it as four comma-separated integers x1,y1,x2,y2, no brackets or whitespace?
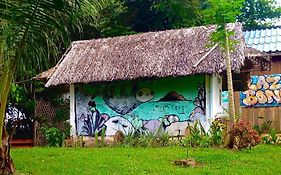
69,84,77,136
207,74,223,120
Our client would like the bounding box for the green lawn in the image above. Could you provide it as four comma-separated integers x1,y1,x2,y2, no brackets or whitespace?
11,144,281,175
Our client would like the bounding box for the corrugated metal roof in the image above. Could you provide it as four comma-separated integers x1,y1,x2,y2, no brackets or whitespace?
244,27,281,52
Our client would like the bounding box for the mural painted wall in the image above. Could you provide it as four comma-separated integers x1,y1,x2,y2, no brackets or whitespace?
241,74,281,107
75,76,207,136
222,91,229,111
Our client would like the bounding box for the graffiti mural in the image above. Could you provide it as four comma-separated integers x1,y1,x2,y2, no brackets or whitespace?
103,87,154,115
222,91,229,111
241,74,281,107
75,76,208,136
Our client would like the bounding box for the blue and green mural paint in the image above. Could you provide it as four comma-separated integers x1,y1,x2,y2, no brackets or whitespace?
241,74,281,107
75,76,207,136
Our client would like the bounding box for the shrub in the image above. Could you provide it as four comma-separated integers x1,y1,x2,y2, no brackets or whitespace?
232,119,261,150
209,119,225,146
180,120,211,148
253,120,272,135
262,128,279,144
101,127,106,146
120,131,171,147
42,127,64,147
159,132,170,146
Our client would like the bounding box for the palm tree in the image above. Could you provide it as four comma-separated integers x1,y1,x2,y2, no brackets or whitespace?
0,0,111,173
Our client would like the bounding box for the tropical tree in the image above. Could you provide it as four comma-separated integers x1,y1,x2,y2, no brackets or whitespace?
204,0,244,148
0,0,115,173
123,0,207,32
123,0,281,32
238,0,281,30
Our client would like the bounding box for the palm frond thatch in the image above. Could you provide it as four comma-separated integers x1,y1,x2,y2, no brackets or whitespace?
46,23,252,86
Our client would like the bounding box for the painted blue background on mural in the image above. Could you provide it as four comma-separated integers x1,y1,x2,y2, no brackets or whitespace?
240,74,281,107
75,76,207,136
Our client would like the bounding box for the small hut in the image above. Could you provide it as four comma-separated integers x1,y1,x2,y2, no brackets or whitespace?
44,23,269,137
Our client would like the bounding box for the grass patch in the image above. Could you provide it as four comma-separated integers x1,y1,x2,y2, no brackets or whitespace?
11,144,281,175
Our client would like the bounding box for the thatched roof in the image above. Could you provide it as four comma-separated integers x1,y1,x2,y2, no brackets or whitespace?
46,23,249,87
33,66,57,80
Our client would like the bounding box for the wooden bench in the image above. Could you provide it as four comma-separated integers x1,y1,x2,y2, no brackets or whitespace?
11,139,33,148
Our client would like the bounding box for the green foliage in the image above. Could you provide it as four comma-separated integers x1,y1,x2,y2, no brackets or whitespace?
123,0,206,32
209,119,225,146
238,0,281,30
253,120,272,135
95,131,99,146
72,0,132,39
152,0,206,28
8,82,35,118
41,127,64,147
121,133,150,147
160,132,170,146
137,134,156,147
181,124,205,147
204,0,244,49
0,0,118,149
35,86,70,142
55,108,69,123
204,0,244,25
262,128,279,144
120,131,171,147
270,129,278,143
61,121,71,139
10,83,25,103
181,121,206,147
101,127,106,146
181,120,225,148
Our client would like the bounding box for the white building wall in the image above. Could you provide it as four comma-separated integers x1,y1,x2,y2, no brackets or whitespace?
204,74,223,131
69,84,77,136
205,75,211,121
209,74,223,120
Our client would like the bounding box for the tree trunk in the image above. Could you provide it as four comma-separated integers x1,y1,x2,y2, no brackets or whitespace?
224,28,235,148
0,127,15,175
0,61,16,174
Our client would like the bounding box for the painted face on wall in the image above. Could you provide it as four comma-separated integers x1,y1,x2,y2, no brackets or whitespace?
88,97,97,112
136,88,155,102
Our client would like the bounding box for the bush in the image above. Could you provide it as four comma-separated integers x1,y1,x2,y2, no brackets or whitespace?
232,119,261,150
159,132,170,146
42,127,64,147
253,120,272,135
262,128,279,144
180,120,212,148
209,119,225,146
120,132,171,147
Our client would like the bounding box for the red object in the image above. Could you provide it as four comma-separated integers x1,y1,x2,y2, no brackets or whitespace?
10,139,33,148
